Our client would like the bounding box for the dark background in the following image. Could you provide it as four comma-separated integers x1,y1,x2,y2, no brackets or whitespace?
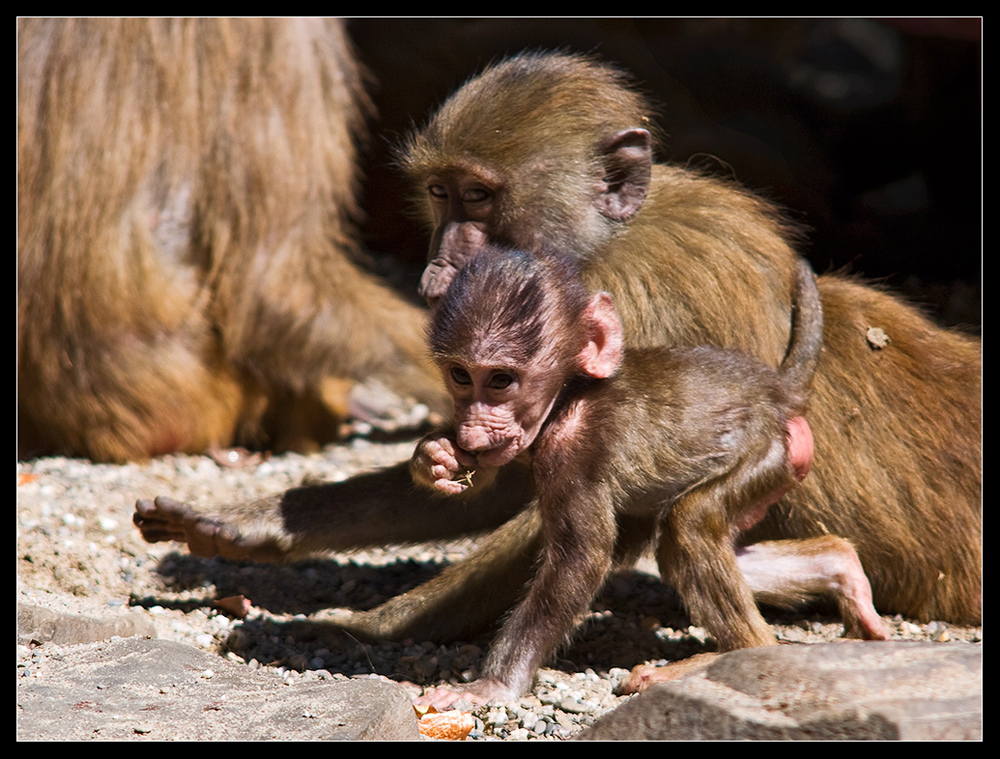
347,18,981,332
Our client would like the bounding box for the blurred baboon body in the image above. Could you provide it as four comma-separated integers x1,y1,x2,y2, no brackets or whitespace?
18,18,443,462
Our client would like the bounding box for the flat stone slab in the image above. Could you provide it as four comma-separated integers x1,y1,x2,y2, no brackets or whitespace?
579,641,981,740
17,637,419,741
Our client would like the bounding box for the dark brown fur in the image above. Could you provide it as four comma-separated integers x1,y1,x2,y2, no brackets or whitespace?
18,18,445,462
133,51,980,654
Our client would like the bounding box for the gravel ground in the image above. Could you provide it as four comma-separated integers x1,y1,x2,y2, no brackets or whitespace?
16,434,983,741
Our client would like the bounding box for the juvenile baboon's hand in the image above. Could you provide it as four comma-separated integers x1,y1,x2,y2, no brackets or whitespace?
410,431,479,495
132,496,288,562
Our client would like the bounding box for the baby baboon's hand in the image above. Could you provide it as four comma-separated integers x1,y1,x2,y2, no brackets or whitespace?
410,431,479,495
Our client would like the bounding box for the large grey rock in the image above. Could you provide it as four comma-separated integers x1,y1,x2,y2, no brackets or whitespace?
17,637,420,741
579,642,981,741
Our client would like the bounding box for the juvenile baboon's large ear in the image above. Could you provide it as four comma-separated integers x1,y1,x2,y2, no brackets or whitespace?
593,128,652,221
579,292,624,379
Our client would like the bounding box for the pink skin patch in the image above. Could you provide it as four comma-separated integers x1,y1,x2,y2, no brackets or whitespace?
785,415,814,481
734,416,815,532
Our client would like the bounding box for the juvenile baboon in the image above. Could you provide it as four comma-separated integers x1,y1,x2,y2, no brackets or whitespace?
135,52,980,650
18,18,444,462
409,246,886,705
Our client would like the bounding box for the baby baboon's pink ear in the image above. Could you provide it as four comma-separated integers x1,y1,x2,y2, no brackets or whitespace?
579,292,624,379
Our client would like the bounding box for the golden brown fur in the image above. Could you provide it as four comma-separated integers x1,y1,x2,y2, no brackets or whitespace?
18,18,444,462
580,162,981,624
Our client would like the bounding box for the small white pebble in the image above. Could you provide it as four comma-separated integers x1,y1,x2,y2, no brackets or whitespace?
687,626,708,644
98,516,119,531
487,708,509,726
